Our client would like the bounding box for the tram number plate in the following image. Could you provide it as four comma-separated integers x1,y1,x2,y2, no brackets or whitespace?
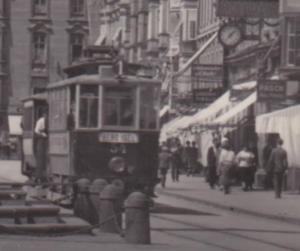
99,132,139,143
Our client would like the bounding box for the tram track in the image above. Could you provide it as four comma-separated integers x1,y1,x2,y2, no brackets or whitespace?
152,214,300,251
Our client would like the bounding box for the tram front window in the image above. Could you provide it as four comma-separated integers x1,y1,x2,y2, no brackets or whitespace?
79,85,99,128
140,86,159,129
103,87,135,127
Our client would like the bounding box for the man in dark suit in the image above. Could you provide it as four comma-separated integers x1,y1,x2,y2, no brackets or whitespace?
267,138,288,198
207,137,220,189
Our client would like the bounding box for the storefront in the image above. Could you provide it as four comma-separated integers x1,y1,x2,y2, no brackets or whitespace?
256,105,300,191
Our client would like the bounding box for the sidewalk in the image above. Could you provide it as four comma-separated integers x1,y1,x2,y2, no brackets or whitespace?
156,175,300,225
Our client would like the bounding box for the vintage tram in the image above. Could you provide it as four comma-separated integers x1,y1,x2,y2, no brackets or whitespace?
21,46,161,199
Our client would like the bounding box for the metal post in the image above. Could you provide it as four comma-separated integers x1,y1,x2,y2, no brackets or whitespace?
168,55,174,110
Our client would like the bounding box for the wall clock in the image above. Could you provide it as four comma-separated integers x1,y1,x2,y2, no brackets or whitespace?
218,23,243,48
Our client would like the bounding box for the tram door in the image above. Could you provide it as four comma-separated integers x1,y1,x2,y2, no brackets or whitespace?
21,98,47,176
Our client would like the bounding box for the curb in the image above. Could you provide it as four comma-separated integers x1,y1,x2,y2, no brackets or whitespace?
158,190,300,226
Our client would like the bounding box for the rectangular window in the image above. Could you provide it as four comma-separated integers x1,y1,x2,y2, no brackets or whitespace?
139,86,159,130
33,0,47,16
103,87,136,127
70,0,84,17
32,32,47,66
79,85,99,128
190,21,196,39
287,16,300,66
70,33,84,62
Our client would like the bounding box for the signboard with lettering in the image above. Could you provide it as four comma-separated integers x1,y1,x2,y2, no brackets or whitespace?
257,79,286,101
192,64,223,89
216,0,279,18
280,0,300,13
193,88,224,104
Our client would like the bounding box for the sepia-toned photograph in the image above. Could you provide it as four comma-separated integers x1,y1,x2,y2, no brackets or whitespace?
0,0,299,250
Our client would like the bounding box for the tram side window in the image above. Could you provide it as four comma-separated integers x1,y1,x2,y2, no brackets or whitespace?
140,86,159,130
103,87,135,127
79,85,99,128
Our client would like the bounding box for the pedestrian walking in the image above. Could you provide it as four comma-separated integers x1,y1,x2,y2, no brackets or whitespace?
158,146,171,188
236,146,256,191
170,145,182,182
267,138,288,199
217,138,235,194
207,137,221,189
184,141,194,176
190,141,199,175
263,139,276,189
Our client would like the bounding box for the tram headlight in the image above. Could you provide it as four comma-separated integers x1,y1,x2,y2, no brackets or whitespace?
109,156,126,173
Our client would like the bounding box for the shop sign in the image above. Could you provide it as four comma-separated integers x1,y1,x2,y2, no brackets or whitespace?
257,79,286,101
192,64,223,83
193,88,223,104
280,0,300,14
216,0,279,18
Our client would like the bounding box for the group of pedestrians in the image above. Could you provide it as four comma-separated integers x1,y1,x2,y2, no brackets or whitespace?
207,137,242,194
207,136,257,194
158,139,199,188
206,135,288,198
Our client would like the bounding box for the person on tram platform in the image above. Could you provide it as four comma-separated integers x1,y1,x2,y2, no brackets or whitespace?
34,111,48,184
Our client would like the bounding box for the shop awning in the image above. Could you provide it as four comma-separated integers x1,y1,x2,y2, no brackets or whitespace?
256,104,300,135
8,115,22,136
215,91,257,123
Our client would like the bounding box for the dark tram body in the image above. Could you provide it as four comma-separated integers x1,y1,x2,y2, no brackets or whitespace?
21,46,161,197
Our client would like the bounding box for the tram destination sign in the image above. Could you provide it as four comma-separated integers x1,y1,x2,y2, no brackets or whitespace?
99,132,139,144
257,79,286,101
216,0,279,18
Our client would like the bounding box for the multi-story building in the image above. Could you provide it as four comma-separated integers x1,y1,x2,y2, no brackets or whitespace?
90,0,162,65
5,0,89,115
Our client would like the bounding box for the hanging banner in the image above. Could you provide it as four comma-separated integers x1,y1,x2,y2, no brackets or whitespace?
216,0,279,18
257,79,286,101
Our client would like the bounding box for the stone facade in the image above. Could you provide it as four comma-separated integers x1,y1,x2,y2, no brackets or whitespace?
7,0,88,114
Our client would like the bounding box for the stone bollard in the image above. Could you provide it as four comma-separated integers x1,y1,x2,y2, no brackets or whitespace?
73,178,91,220
89,179,108,224
99,184,123,233
124,191,151,244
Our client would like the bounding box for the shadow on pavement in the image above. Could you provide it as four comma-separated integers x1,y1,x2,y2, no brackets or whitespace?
151,202,218,216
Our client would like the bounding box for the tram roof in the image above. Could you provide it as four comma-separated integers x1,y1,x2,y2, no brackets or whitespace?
22,92,47,102
47,74,161,90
